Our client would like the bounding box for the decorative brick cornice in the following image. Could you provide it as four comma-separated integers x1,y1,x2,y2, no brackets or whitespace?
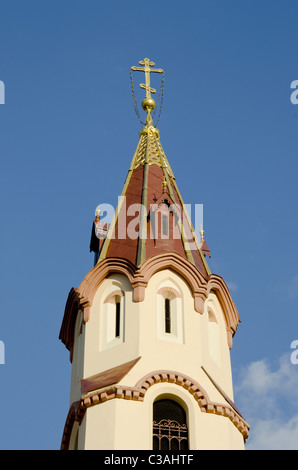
58,288,80,355
60,400,85,450
135,371,249,441
78,253,209,315
59,253,240,356
61,369,249,449
207,274,239,348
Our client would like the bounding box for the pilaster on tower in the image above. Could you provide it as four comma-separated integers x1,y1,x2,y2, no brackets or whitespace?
59,58,249,450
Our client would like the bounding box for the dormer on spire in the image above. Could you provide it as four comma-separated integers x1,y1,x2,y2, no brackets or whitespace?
199,226,211,258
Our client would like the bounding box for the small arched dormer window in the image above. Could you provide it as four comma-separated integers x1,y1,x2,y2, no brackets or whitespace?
149,196,180,242
102,288,125,349
153,399,188,450
162,213,169,237
157,282,183,343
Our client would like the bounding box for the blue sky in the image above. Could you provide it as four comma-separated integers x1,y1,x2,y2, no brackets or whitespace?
0,0,298,450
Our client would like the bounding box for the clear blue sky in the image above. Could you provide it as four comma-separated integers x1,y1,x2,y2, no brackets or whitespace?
0,0,298,450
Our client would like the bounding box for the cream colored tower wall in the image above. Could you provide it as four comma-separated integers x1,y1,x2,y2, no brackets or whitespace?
69,269,244,450
83,273,139,378
125,269,234,400
202,292,235,400
69,274,138,405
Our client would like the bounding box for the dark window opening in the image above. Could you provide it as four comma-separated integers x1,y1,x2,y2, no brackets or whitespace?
165,298,171,334
153,399,188,450
115,299,121,338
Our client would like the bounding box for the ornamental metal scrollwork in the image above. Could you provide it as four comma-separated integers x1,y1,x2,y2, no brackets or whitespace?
153,419,188,450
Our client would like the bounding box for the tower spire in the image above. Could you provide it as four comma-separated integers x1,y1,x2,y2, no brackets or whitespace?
95,58,211,276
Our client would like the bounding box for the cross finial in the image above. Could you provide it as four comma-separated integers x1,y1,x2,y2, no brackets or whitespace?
131,58,164,114
131,58,164,99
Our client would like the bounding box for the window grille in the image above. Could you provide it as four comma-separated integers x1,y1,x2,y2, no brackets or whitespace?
153,399,188,450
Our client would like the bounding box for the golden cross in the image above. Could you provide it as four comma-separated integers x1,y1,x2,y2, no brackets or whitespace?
131,58,164,98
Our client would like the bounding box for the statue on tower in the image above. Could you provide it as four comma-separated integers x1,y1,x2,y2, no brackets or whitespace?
89,205,108,266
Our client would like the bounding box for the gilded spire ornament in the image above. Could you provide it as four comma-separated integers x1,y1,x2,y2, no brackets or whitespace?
130,58,164,126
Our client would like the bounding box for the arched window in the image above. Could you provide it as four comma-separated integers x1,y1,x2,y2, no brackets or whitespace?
115,295,121,338
164,298,171,333
102,288,125,349
153,399,188,450
157,282,183,343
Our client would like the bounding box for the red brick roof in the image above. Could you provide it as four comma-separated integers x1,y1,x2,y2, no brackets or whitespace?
98,125,210,280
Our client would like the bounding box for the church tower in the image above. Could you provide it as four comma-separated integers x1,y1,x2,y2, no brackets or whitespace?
59,58,249,450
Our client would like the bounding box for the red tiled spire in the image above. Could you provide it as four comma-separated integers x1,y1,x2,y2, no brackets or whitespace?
97,121,210,279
